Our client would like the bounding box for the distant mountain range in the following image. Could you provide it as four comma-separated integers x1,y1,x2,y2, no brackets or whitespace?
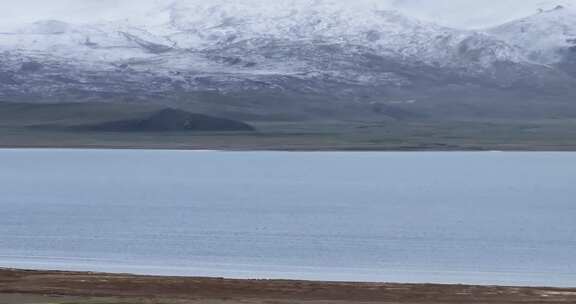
1,1,576,121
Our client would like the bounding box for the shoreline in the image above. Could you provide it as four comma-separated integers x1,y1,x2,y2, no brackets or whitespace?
2,257,576,288
0,145,498,152
1,268,576,303
0,146,573,152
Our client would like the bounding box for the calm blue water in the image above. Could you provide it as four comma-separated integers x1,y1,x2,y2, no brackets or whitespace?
0,149,575,287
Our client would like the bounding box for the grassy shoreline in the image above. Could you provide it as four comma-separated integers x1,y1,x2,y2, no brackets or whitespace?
4,102,576,151
5,119,576,151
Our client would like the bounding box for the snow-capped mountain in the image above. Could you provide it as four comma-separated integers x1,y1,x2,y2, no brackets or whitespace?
1,0,576,120
490,4,576,76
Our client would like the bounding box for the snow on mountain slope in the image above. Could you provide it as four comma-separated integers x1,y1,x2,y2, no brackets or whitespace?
490,4,576,64
1,0,575,120
0,0,523,68
489,4,576,80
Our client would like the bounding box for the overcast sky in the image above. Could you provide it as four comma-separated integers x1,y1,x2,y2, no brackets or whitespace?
0,0,573,29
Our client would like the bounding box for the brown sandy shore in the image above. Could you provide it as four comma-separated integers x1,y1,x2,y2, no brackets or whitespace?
1,269,576,304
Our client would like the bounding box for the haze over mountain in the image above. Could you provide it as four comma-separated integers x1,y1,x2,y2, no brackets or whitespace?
1,0,576,120
1,0,573,29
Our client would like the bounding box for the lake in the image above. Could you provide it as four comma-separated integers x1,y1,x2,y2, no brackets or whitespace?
0,149,575,287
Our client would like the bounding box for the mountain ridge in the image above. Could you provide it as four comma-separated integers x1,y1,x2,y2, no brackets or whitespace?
1,1,576,120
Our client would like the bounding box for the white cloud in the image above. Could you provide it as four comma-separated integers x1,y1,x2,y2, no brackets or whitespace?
0,0,574,30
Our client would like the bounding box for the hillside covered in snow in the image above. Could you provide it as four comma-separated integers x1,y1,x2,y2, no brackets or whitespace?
1,0,576,120
490,5,576,76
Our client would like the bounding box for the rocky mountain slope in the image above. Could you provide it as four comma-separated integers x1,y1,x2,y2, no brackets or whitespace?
1,0,576,120
490,5,576,77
